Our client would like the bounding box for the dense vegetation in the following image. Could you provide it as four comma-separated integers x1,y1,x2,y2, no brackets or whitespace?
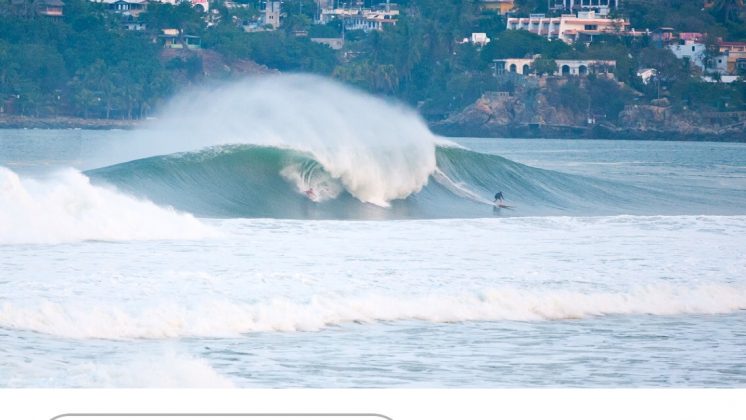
0,0,745,122
0,0,175,118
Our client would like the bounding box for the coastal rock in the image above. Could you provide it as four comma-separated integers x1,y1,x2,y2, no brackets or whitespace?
432,86,746,141
619,105,746,139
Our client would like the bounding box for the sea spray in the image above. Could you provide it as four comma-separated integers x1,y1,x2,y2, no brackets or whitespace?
0,166,215,244
119,75,439,207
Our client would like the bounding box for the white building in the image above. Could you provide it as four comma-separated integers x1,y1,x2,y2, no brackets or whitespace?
94,0,208,13
506,14,561,39
462,32,491,46
318,7,399,32
99,0,148,16
494,57,616,77
550,0,619,15
494,58,534,75
506,11,636,43
556,59,615,76
264,1,280,29
637,68,657,85
668,41,728,75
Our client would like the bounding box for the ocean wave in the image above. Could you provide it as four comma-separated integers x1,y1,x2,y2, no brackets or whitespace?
2,284,744,339
108,75,438,207
88,143,661,219
0,166,215,244
71,353,234,388
78,75,708,219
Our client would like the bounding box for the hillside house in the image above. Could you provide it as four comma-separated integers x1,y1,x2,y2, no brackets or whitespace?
480,0,515,15
318,5,399,32
637,68,657,85
461,33,491,46
37,0,64,17
719,41,746,74
136,0,207,12
668,41,728,75
506,11,638,43
159,29,201,49
494,57,616,77
102,0,147,15
264,1,281,29
549,0,619,15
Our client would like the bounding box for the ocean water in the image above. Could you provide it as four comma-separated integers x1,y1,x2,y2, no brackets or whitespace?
1,76,745,387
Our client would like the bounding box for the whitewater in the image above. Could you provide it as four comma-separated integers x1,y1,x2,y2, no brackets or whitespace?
1,75,745,387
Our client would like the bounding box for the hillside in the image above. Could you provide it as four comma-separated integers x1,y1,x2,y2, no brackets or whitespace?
1,0,745,139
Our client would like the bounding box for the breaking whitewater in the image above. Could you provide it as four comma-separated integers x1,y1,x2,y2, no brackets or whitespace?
1,75,746,387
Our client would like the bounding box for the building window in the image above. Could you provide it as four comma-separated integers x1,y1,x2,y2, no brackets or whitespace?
584,25,598,30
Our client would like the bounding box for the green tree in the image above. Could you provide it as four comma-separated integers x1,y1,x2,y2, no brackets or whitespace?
140,2,204,33
709,0,745,24
638,47,690,87
68,60,114,118
547,80,590,115
481,30,571,62
587,77,630,120
533,58,558,76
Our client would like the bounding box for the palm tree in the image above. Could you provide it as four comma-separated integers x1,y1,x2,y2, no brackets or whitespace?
708,0,745,23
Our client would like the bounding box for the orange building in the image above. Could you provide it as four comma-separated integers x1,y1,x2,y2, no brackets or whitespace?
719,41,746,74
480,0,515,15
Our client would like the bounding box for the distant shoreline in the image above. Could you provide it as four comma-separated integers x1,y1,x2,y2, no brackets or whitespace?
0,115,142,130
2,115,745,142
429,122,746,143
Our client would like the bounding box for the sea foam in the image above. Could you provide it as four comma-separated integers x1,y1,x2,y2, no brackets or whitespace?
0,166,214,244
2,284,744,339
64,351,235,388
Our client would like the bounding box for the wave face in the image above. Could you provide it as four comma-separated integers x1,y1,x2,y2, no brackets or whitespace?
84,75,685,219
88,143,665,219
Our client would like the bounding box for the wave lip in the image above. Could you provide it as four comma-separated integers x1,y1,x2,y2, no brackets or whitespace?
2,284,744,339
0,166,215,244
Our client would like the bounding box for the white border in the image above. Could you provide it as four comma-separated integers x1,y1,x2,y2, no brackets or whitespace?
1,390,746,420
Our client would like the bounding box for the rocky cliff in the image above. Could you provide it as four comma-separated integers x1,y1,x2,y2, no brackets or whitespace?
430,83,746,142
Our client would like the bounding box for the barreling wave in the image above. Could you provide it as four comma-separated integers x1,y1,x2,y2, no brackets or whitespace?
83,75,694,219
87,142,667,219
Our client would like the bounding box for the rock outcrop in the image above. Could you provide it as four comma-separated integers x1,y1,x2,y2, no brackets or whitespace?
431,88,746,142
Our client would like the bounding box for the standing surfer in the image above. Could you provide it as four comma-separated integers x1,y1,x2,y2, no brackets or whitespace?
494,191,504,206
